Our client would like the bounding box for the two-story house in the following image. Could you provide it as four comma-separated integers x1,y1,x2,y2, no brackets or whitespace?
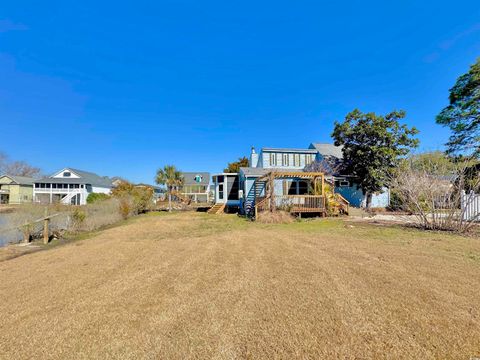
33,168,113,205
211,147,322,215
211,143,390,215
0,175,35,204
178,172,211,203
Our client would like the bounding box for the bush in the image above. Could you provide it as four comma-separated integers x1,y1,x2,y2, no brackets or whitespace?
118,198,132,220
111,182,154,215
87,193,110,204
71,208,86,231
391,159,480,233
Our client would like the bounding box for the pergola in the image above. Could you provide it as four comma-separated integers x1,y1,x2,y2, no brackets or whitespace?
256,171,326,215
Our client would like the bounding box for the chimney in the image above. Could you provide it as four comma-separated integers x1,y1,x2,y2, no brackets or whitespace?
250,146,259,168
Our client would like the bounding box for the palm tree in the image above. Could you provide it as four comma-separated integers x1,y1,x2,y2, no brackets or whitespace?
155,165,184,211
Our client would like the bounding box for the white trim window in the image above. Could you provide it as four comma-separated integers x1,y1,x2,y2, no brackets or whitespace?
282,153,289,166
276,153,282,166
269,153,276,166
294,154,300,167
305,154,313,165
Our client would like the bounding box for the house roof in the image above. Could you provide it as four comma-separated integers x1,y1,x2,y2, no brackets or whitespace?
36,168,113,188
309,143,343,158
181,172,210,186
0,174,35,185
261,147,317,154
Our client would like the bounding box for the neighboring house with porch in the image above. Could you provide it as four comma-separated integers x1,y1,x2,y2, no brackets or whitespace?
179,172,211,203
33,168,112,205
0,175,35,204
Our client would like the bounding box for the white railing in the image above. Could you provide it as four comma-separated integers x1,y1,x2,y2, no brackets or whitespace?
34,187,84,193
461,190,480,222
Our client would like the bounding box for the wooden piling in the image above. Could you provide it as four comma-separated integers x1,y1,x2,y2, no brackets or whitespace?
43,207,49,245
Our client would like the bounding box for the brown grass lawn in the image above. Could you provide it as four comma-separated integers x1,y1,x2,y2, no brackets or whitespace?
1,212,480,359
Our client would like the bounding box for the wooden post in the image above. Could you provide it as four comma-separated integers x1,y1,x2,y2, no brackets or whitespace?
269,172,275,213
43,207,49,245
321,175,326,213
23,222,30,244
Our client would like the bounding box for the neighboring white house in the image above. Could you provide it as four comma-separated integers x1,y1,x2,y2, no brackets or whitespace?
33,168,113,205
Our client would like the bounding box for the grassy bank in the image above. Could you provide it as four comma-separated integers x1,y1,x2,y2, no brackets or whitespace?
0,212,479,359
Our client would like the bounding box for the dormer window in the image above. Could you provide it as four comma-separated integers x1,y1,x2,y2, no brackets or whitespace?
294,154,300,166
269,153,276,166
63,171,71,177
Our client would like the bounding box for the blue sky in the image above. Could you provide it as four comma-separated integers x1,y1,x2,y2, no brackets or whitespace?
1,1,479,183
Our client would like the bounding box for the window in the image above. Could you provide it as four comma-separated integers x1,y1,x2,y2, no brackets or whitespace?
63,171,71,177
269,153,276,166
285,181,297,195
340,180,350,187
276,153,282,166
294,154,300,167
298,181,309,195
218,184,224,200
282,154,289,166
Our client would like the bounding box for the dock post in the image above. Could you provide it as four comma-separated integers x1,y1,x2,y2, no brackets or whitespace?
43,207,49,245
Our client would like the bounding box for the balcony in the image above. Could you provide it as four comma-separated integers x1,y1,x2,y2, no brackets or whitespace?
34,186,85,193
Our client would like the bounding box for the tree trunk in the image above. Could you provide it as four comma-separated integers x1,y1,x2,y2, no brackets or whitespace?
168,192,172,212
366,193,373,208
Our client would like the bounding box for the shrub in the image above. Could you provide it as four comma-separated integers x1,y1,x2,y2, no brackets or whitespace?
391,158,480,232
87,192,110,204
71,208,86,231
112,182,154,215
118,198,132,220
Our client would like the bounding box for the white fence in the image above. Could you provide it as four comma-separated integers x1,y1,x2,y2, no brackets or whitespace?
461,190,480,222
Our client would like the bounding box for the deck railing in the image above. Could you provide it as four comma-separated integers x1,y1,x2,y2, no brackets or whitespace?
255,195,325,215
276,195,325,212
34,188,85,193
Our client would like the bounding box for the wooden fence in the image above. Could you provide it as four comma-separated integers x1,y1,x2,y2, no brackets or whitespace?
461,190,480,222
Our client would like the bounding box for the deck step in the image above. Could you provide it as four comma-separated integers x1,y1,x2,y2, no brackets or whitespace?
207,204,225,214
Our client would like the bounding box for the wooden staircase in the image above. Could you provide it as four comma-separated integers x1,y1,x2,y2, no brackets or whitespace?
334,193,350,215
207,203,225,214
245,179,266,218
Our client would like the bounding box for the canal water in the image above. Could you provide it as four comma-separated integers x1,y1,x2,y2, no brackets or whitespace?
0,214,22,247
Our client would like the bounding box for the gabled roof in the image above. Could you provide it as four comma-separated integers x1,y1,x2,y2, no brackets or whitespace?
0,174,35,185
36,168,113,188
181,172,210,186
309,143,343,159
